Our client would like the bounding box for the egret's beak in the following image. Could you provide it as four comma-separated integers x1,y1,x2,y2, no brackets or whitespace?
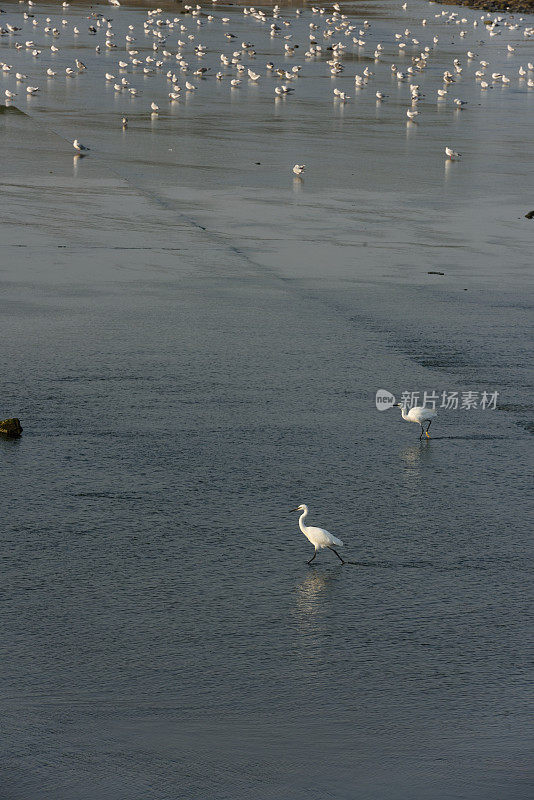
289,507,300,513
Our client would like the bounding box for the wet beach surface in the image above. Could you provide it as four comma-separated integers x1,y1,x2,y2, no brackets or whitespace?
1,1,533,798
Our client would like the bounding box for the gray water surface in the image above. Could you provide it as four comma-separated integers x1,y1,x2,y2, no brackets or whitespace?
1,1,533,798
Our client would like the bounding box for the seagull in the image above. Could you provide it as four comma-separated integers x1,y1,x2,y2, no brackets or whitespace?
445,146,461,160
73,139,89,152
406,109,419,120
150,102,159,113
292,164,306,175
394,403,437,439
290,504,345,564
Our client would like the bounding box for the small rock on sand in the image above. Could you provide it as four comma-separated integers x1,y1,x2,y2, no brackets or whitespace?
0,418,23,436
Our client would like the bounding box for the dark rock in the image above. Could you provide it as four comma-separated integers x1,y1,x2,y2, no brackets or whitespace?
0,418,23,436
525,210,534,219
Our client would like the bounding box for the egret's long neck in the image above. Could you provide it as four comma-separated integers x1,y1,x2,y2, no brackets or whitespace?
298,509,309,533
400,406,409,420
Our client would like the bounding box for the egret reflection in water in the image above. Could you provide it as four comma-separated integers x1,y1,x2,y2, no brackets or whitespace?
294,571,339,619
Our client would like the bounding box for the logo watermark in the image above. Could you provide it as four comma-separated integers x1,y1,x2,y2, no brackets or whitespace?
375,389,499,411
375,390,396,411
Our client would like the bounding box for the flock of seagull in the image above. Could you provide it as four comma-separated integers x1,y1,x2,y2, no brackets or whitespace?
1,1,534,173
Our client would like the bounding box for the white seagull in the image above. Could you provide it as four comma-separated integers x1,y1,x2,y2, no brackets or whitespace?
292,164,306,175
73,138,89,152
290,504,345,564
445,146,461,160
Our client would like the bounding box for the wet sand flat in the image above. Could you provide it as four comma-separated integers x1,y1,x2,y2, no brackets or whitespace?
1,1,533,799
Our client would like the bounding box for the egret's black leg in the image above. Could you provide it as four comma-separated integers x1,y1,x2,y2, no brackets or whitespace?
419,425,424,440
425,420,432,439
307,551,317,565
328,547,345,564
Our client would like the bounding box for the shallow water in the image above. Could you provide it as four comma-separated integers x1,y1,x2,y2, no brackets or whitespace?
1,1,533,798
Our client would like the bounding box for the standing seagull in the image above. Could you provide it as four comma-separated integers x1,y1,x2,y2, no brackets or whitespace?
445,146,461,160
72,138,89,152
292,164,306,176
394,403,437,439
290,504,345,564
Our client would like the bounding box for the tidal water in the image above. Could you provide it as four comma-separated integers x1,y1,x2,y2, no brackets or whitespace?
1,1,533,798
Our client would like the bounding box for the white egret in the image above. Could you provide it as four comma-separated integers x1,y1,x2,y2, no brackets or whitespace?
290,504,345,564
394,403,437,439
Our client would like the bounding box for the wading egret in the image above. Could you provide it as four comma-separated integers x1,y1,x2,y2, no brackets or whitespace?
394,403,437,439
290,504,345,564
